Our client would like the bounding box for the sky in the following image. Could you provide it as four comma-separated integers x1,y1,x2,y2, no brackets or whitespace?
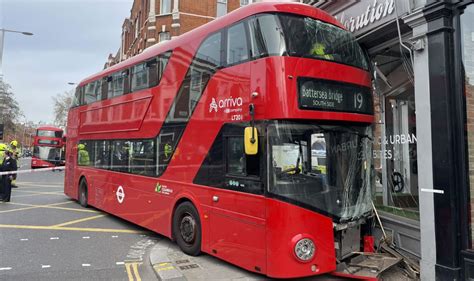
1,0,133,124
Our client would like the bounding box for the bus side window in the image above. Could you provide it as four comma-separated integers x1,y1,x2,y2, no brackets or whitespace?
101,78,108,100
131,62,149,92
72,86,83,107
84,82,97,104
226,22,250,65
248,14,286,58
149,51,172,87
94,140,110,169
108,72,125,98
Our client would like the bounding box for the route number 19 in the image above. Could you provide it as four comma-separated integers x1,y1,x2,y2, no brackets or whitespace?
354,93,364,109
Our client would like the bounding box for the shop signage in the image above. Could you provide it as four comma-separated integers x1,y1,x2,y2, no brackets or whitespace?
334,0,410,36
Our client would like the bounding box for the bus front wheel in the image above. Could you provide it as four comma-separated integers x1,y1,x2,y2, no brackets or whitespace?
78,179,88,208
173,202,201,256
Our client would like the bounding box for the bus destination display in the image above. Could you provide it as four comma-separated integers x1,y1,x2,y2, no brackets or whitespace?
298,78,373,115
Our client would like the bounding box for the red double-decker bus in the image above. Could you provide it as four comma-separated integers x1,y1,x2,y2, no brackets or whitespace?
65,2,378,279
31,126,65,169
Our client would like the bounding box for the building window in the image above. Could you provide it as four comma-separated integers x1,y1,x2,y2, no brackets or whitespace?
159,31,171,42
160,0,171,14
135,18,139,39
240,0,249,6
217,0,227,17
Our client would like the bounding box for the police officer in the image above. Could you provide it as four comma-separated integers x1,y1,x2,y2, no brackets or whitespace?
0,149,17,202
8,140,20,188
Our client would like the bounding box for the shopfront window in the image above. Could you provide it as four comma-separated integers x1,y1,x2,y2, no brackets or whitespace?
372,44,419,221
462,4,474,248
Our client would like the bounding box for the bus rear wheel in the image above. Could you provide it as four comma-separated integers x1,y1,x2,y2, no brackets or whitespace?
78,179,88,208
173,202,201,256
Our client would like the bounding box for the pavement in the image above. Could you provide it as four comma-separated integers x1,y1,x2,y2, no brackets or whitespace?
146,238,360,281
147,239,416,281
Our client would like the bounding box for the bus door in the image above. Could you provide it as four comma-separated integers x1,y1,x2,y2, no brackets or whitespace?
208,134,266,273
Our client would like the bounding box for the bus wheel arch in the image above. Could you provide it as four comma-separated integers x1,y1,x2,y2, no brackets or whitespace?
172,199,202,256
78,176,88,207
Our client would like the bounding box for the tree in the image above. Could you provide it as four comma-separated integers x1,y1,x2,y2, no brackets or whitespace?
52,90,74,128
0,79,22,141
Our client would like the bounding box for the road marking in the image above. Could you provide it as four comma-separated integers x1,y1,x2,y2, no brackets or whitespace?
125,263,134,281
125,262,142,281
112,235,118,238
154,262,175,272
0,267,12,271
50,237,59,240
82,236,90,239
116,262,125,265
20,238,28,241
82,264,91,267
0,224,146,234
41,265,51,269
132,262,142,281
4,202,99,214
52,214,106,227
0,201,73,214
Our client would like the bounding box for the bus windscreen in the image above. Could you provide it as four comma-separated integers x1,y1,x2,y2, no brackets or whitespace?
268,121,372,222
278,13,369,70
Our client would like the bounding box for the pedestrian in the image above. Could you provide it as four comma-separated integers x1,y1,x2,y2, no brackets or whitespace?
0,149,17,202
8,140,20,188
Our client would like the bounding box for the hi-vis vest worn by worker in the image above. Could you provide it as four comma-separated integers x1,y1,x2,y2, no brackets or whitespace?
0,143,7,165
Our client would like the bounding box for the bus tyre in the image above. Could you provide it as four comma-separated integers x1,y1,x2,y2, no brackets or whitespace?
79,179,88,208
173,202,201,256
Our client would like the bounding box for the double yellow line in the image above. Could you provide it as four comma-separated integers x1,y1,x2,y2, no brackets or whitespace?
125,262,142,281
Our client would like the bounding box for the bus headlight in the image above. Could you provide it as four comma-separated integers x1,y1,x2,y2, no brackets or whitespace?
294,238,315,261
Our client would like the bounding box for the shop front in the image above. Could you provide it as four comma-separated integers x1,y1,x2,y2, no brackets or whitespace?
308,0,474,279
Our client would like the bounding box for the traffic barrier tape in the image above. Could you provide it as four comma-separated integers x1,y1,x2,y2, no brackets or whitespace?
0,166,65,176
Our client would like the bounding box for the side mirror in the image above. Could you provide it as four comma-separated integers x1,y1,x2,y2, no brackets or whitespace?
244,127,258,155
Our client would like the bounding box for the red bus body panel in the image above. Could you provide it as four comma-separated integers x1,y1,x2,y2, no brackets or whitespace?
65,2,373,279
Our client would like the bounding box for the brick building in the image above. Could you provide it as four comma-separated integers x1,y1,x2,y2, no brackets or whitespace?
105,0,253,68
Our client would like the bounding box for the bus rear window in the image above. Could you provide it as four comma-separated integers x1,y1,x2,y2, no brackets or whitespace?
278,14,369,70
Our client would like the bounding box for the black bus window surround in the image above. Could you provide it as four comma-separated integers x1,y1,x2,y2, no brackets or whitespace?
156,32,223,175
194,123,262,194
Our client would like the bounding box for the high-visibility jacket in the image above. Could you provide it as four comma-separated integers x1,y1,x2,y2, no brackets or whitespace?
78,149,90,166
0,150,5,165
310,43,334,60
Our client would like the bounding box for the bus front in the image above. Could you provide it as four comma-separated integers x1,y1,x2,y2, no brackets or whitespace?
252,11,376,278
31,127,64,169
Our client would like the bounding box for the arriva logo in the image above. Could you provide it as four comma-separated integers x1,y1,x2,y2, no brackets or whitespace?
209,97,243,113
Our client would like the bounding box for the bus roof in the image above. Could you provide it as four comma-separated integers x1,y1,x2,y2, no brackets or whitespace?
79,2,342,86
